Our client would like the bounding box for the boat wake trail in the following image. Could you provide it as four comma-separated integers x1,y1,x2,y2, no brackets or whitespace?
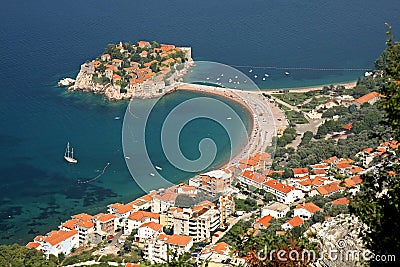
77,162,110,184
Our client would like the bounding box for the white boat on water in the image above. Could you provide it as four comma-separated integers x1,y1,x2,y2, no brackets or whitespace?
64,142,77,163
226,117,232,120
150,173,155,177
155,166,162,170
285,72,290,75
125,156,131,160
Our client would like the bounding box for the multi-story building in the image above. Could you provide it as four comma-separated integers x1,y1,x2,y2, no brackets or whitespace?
263,179,304,204
144,234,193,263
125,211,160,235
92,213,116,236
219,194,235,228
199,169,232,195
173,201,220,242
28,230,79,258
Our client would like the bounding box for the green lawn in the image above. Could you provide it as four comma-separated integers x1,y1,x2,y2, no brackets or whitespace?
285,110,309,124
272,92,317,106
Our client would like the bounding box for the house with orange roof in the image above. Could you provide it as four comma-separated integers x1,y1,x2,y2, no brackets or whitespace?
261,202,289,219
60,218,96,245
344,175,362,188
238,170,268,188
92,213,116,235
262,179,304,204
101,53,111,62
291,176,329,192
143,233,193,264
137,41,151,48
293,202,321,220
281,216,304,231
107,202,135,229
151,190,179,214
125,211,160,234
354,91,381,107
136,221,163,241
356,147,376,167
128,194,153,211
30,230,79,258
316,181,344,197
111,58,123,68
292,167,309,178
198,242,241,265
125,263,139,267
311,169,328,177
310,163,329,170
342,122,353,131
324,156,338,165
332,197,350,205
254,215,273,229
139,50,148,58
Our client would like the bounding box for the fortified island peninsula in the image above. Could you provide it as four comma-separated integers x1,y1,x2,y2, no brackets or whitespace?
62,41,193,100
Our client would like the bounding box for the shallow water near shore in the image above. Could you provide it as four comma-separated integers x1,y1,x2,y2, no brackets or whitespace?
0,0,399,244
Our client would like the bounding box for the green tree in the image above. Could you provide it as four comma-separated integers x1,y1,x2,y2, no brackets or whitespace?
349,25,400,264
377,25,400,137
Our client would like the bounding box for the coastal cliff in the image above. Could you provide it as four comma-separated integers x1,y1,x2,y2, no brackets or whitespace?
66,41,194,100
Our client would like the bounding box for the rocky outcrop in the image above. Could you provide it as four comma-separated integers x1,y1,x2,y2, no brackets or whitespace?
58,78,75,87
306,214,369,267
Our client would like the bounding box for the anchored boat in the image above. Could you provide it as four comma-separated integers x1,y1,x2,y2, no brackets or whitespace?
64,142,78,163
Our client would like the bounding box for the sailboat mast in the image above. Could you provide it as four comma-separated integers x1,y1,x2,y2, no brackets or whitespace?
71,148,74,159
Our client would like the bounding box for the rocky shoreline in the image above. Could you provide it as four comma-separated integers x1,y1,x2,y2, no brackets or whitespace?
66,60,193,101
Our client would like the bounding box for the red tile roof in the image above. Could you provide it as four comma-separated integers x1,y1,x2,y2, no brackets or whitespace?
342,123,353,131
26,242,40,249
264,179,295,194
163,234,192,246
295,202,321,213
361,148,373,154
256,215,273,227
94,213,115,223
324,156,338,164
43,230,78,246
332,197,350,205
293,168,309,175
139,221,163,232
128,211,160,221
317,182,343,195
201,242,230,255
72,213,93,222
344,175,362,187
286,216,304,227
355,92,380,105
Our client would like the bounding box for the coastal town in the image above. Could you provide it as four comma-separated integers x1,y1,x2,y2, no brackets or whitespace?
59,41,194,100
26,76,398,266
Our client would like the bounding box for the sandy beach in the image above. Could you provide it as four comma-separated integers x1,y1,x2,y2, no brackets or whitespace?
176,80,357,169
177,84,287,168
263,81,357,94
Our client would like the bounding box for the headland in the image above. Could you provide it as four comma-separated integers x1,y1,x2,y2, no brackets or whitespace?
63,41,194,100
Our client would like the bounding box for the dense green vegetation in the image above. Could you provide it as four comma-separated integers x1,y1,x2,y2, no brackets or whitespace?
349,26,400,264
234,197,258,212
0,244,58,266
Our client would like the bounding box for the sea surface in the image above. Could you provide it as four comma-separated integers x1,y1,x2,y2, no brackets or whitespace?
0,0,399,244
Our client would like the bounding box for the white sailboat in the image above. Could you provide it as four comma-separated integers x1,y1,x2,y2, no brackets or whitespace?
64,142,78,163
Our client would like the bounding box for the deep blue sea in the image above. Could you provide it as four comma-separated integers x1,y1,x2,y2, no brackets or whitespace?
0,0,399,244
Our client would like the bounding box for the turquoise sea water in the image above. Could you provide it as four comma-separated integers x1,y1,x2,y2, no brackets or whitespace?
0,0,399,244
